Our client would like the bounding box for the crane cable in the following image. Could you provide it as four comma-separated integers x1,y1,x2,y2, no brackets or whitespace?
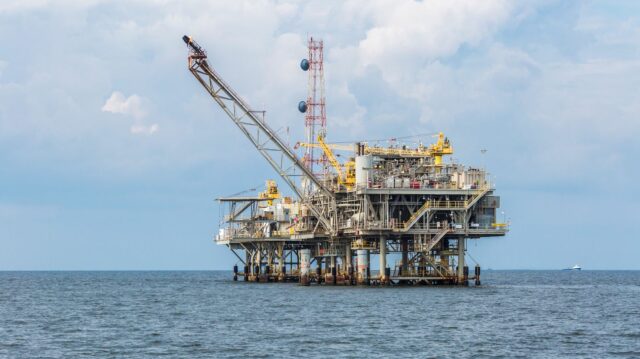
330,132,438,144
224,184,263,198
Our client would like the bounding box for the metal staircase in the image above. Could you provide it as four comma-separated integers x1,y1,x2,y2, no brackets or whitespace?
464,187,490,209
402,200,431,231
424,227,450,252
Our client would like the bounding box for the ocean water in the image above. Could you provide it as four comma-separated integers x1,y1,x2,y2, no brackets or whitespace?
1,271,639,358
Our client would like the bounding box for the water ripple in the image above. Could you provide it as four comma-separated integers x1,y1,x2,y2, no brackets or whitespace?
1,270,639,358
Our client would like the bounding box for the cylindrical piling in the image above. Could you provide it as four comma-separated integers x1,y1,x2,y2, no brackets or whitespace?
457,237,465,284
299,248,311,286
331,266,337,285
265,265,271,282
348,265,354,285
401,238,408,277
345,245,352,284
316,265,322,284
356,249,369,285
254,264,260,282
327,256,336,284
379,236,387,285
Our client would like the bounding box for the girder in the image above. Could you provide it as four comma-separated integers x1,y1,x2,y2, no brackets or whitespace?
183,36,335,233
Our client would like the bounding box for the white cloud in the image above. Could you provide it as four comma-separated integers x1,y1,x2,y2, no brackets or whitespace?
0,60,6,78
354,0,512,86
0,0,102,14
101,91,147,120
102,91,158,136
130,123,159,135
0,0,49,14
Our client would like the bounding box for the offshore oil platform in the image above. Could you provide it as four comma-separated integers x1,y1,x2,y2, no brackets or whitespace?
183,35,508,286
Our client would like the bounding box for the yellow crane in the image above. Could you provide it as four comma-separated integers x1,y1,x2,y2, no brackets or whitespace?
297,132,453,164
363,132,452,161
258,180,280,205
428,132,453,165
296,136,355,190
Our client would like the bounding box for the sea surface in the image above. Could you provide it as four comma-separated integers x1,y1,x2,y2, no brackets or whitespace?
1,270,639,358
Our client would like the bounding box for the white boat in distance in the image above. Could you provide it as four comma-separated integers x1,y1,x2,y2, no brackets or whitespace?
563,264,582,271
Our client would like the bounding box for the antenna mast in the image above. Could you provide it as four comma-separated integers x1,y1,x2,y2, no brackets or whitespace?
299,37,328,194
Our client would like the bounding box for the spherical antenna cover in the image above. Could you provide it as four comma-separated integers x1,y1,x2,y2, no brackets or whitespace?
300,59,310,71
298,101,308,113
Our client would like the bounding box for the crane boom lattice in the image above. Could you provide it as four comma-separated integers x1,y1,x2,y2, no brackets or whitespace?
182,35,335,233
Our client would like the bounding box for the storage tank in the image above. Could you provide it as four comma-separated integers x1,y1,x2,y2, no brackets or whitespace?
355,155,373,187
385,176,395,188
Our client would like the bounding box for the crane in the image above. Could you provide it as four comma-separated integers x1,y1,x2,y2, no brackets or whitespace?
317,135,355,190
182,35,335,234
428,132,453,165
297,133,452,160
295,137,355,190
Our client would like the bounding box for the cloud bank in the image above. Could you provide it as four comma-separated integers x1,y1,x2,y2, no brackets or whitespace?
1,0,639,269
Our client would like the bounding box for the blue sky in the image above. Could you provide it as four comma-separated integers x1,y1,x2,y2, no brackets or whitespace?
1,0,639,270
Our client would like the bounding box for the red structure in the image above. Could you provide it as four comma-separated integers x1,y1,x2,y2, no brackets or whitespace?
302,37,328,184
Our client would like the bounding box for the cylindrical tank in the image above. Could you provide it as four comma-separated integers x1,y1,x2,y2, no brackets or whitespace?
299,249,311,286
350,212,365,226
355,155,372,187
385,176,395,188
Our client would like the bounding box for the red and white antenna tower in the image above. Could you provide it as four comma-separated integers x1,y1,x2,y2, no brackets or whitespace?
299,37,328,193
